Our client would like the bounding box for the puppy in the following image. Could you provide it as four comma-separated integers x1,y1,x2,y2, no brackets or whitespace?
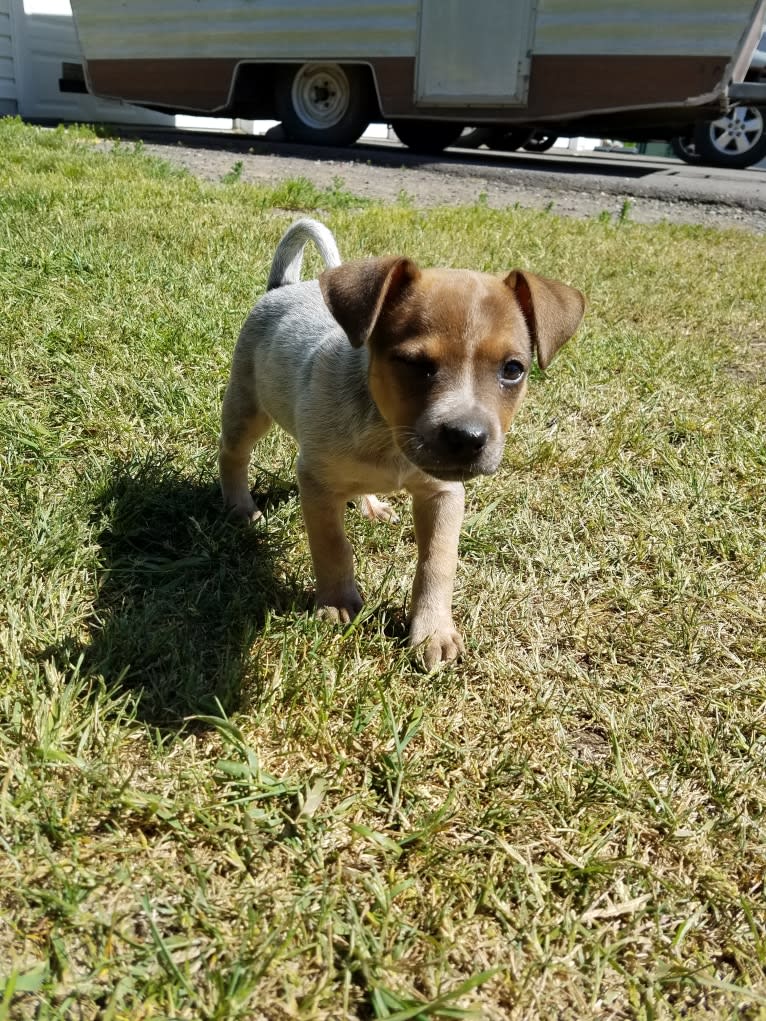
220,219,584,668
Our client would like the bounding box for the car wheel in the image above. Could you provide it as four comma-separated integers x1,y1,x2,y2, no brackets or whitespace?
523,132,557,153
391,120,464,154
693,106,766,169
275,63,371,146
670,135,701,164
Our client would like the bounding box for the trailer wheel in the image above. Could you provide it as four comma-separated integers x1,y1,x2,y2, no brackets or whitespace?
275,63,371,146
492,129,535,152
523,132,558,153
391,120,464,154
459,127,532,151
459,127,495,149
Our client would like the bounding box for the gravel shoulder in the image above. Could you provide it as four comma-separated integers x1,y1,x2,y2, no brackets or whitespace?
133,134,766,233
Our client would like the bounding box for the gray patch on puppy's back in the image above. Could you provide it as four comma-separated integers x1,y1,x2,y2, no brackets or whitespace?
250,280,341,354
241,280,356,440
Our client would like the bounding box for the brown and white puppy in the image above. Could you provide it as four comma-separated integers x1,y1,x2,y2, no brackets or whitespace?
219,219,584,668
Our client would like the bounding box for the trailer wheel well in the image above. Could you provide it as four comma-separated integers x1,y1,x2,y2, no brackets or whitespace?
229,64,278,119
229,62,381,125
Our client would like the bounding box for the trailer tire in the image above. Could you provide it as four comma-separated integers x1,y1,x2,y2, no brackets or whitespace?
275,63,371,146
391,120,464,154
492,128,535,152
460,127,532,151
523,132,558,153
459,127,495,149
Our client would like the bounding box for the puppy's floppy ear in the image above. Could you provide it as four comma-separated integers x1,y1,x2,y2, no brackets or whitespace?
504,270,585,370
319,256,420,348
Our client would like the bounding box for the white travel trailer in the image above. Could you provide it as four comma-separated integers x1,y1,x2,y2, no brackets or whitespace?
0,0,172,124
63,0,766,154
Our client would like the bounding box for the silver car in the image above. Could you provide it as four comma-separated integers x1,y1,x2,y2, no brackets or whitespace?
672,26,766,168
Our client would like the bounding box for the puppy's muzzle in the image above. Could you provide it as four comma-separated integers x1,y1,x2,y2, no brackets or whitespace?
408,414,503,481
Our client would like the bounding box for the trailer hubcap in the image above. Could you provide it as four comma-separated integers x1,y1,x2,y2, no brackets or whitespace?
292,64,351,129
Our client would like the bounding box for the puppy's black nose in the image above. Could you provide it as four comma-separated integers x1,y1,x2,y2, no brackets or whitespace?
439,421,489,458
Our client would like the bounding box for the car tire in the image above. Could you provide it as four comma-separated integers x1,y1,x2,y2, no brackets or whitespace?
391,120,464,154
670,135,701,164
275,63,371,146
692,106,766,169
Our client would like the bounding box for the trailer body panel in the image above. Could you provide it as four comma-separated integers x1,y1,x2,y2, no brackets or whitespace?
69,0,766,126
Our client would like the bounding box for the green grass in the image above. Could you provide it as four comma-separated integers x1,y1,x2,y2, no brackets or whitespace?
1,117,765,1019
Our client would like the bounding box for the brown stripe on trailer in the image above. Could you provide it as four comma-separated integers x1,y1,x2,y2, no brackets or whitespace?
86,53,732,121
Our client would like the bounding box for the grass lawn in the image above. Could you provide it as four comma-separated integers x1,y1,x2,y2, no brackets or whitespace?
1,118,765,1019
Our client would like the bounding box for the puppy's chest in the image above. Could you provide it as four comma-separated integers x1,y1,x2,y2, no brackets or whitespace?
318,447,416,497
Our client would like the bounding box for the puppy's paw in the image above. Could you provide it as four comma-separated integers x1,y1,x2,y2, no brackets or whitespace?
226,495,262,524
359,494,400,525
409,618,465,671
316,585,363,625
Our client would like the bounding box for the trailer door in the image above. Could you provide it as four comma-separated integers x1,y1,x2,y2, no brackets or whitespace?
414,0,534,106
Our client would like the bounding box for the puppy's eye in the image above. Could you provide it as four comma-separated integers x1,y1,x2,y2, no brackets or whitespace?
500,359,525,384
393,353,438,378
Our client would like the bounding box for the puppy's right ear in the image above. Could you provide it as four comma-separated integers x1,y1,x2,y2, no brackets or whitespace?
504,270,585,370
319,257,419,347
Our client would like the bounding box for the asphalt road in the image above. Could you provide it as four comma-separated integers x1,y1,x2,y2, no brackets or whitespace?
453,141,766,206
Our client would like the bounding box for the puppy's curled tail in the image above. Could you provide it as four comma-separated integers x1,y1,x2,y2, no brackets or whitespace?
267,218,341,291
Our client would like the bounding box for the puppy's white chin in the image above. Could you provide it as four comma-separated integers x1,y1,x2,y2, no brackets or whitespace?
411,456,503,483
426,468,479,482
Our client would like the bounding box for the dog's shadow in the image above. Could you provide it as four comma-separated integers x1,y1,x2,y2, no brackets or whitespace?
80,455,298,725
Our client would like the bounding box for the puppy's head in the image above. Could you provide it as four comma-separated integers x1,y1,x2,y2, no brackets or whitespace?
320,256,585,481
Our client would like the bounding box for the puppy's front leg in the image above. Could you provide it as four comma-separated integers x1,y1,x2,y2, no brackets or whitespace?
298,467,362,624
408,481,466,670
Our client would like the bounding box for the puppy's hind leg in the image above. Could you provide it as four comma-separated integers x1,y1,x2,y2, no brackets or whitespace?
219,380,272,522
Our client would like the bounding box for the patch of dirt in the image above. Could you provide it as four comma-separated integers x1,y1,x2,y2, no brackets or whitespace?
726,330,766,383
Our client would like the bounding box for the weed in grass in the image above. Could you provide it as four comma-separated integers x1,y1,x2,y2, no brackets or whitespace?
221,159,244,184
265,175,372,212
617,198,634,225
1,118,766,1019
326,174,364,208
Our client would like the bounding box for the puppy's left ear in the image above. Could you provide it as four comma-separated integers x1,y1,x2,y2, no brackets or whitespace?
320,256,420,348
504,270,585,370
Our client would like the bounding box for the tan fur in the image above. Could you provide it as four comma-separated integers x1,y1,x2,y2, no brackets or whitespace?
219,219,585,669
